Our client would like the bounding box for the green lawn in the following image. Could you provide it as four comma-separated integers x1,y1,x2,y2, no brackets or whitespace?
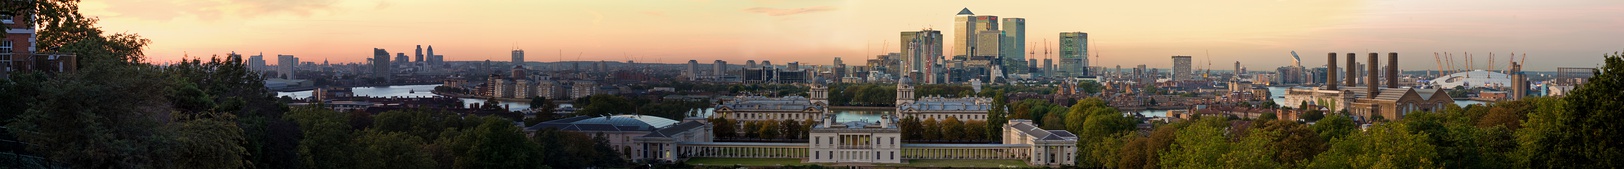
884,159,1031,168
685,158,804,166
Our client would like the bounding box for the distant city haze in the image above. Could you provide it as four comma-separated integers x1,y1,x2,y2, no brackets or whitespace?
80,0,1624,70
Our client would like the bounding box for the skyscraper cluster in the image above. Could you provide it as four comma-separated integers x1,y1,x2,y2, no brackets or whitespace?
891,8,1084,84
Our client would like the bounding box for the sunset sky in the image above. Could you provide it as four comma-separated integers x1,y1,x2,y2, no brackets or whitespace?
80,0,1624,71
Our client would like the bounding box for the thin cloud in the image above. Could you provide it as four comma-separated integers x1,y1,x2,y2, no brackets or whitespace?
743,6,835,16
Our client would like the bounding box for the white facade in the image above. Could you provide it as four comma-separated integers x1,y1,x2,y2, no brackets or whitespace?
807,115,903,164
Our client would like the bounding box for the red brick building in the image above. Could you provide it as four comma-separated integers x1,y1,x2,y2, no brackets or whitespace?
3,13,76,79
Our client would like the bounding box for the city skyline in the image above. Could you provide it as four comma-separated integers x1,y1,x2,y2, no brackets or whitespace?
80,0,1624,70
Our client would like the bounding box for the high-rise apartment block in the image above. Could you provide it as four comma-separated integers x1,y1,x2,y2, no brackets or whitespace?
278,54,298,79
1059,32,1089,77
1172,56,1192,81
900,29,942,83
511,49,525,66
247,53,266,72
373,48,391,81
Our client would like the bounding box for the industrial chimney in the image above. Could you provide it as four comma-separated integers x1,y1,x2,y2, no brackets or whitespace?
1327,53,1338,90
1388,52,1399,88
1346,53,1357,87
1368,53,1379,98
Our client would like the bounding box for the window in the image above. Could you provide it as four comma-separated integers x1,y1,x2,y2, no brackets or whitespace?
1,14,12,23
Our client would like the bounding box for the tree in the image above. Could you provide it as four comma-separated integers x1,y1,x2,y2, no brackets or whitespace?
165,113,250,169
287,106,359,169
898,116,922,140
757,120,780,139
355,130,436,169
780,119,802,139
964,120,988,141
942,116,964,140
576,94,633,117
1307,123,1437,168
1256,119,1324,167
1301,110,1325,122
452,117,544,169
1258,112,1278,121
1516,52,1624,168
922,118,941,140
1312,114,1356,140
709,117,737,138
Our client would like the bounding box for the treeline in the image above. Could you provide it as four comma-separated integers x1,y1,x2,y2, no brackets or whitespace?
290,108,625,169
1071,53,1624,168
896,116,993,142
706,118,817,140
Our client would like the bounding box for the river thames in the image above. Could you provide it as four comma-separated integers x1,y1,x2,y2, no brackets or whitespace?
279,85,1486,117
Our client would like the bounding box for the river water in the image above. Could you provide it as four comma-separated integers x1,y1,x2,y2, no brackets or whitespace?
276,84,532,111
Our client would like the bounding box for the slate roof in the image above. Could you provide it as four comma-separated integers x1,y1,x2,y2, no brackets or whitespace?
1009,123,1075,141
957,8,974,15
526,115,677,132
642,121,706,138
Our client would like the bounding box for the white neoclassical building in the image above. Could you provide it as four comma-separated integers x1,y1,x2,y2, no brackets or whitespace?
807,114,903,163
894,76,994,121
1003,119,1079,166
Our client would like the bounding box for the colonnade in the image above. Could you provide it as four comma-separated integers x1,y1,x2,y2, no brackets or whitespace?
901,147,1029,159
680,145,808,158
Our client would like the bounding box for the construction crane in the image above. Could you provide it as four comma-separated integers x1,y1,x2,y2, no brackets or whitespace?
1490,52,1496,78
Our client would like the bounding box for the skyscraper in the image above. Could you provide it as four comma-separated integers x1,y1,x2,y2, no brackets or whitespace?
1059,32,1089,77
1172,56,1192,80
415,45,423,63
373,48,391,81
512,49,525,66
954,8,999,59
395,53,408,68
900,29,942,82
1001,18,1026,74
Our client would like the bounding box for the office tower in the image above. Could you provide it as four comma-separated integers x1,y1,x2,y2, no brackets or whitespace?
746,60,757,68
415,45,423,63
373,48,391,80
1234,61,1242,79
1059,32,1089,77
430,55,443,66
954,8,999,58
426,46,435,62
395,53,408,68
1172,56,1192,81
713,60,727,76
1001,18,1025,74
278,54,298,79
511,49,525,66
901,29,942,83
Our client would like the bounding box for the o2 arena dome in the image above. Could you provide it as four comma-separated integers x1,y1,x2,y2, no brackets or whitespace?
1430,70,1513,89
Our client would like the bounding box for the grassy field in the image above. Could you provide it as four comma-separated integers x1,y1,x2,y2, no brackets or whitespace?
685,158,804,166
883,159,1031,168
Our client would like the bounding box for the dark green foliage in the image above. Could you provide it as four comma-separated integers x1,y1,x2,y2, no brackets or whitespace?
452,117,545,169
1311,114,1356,140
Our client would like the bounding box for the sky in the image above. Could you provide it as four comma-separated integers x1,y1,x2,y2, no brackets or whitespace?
79,0,1624,71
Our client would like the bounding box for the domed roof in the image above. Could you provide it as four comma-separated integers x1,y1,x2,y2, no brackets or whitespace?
957,8,974,15
1431,70,1515,89
898,75,913,85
